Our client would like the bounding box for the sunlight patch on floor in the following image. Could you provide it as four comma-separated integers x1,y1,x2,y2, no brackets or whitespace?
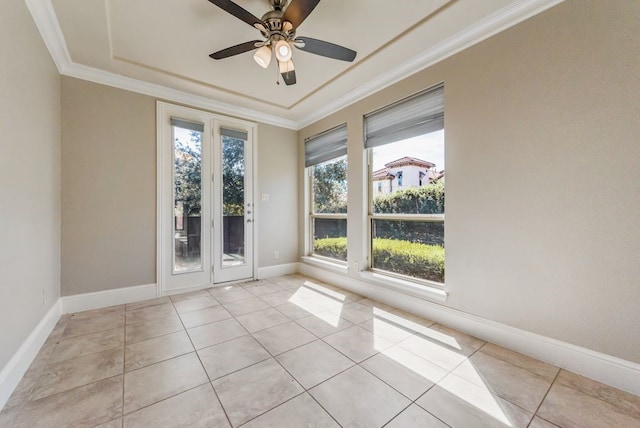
310,310,343,327
373,310,513,426
439,374,514,426
287,281,345,325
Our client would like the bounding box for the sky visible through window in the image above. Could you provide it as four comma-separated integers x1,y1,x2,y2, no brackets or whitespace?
175,126,444,173
372,130,445,171
174,127,200,148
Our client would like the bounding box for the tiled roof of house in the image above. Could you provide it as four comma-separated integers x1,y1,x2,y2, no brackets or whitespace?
432,169,445,181
372,168,395,180
384,156,435,169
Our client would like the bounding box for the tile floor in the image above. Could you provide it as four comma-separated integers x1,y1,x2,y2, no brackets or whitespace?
1,274,639,427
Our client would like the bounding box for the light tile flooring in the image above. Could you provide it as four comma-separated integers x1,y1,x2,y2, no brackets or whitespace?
2,274,639,427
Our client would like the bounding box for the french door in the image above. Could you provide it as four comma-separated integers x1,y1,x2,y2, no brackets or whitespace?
212,124,254,283
157,102,255,295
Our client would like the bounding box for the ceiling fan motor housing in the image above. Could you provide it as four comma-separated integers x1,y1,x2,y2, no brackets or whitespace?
261,10,295,41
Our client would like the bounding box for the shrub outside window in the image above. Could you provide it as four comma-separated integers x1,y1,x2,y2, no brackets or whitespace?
365,84,445,285
305,125,348,263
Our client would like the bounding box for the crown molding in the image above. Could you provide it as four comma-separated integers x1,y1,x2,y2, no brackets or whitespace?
295,0,565,129
24,0,298,129
24,0,72,73
25,0,564,131
62,62,299,129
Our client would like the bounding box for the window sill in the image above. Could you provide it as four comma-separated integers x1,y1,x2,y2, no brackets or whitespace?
359,270,448,302
301,256,348,275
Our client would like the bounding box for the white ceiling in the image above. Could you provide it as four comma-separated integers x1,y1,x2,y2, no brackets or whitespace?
28,0,562,129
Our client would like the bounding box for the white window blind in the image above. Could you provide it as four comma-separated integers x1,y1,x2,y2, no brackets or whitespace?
221,127,248,140
364,84,444,149
304,124,348,167
170,117,204,133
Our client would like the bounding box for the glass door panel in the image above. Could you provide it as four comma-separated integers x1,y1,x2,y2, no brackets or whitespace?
222,134,246,266
172,125,203,273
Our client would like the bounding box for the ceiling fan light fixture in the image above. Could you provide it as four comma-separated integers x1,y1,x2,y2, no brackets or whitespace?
278,59,295,73
253,45,272,68
275,39,292,62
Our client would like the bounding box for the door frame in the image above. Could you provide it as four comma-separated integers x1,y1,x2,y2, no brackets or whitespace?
156,101,258,297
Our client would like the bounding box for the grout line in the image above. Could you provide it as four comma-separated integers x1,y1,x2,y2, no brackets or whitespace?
234,391,310,427
546,370,640,420
379,402,414,428
125,323,185,346
21,373,125,406
411,389,453,428
529,368,562,426
306,391,345,428
121,381,210,418
476,343,561,382
208,381,234,428
208,354,273,383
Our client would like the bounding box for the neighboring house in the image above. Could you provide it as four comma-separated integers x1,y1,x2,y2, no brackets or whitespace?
431,169,445,184
372,156,440,196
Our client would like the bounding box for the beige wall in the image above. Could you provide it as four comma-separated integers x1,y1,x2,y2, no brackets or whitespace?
61,77,157,296
61,78,299,295
0,0,61,369
299,0,640,363
256,124,299,268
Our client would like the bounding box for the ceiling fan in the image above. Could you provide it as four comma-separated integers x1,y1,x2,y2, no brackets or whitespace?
208,0,357,86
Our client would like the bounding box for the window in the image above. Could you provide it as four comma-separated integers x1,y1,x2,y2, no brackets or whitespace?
305,124,348,262
365,84,445,285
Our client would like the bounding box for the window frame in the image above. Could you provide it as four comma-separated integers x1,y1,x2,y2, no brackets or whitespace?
307,164,348,265
364,83,445,290
304,125,349,266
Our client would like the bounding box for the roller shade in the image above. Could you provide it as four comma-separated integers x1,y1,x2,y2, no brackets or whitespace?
304,124,348,167
364,84,444,149
170,117,204,133
221,127,248,140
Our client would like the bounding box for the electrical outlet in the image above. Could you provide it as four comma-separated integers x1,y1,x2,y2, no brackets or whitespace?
273,250,279,260
262,193,269,202
42,289,46,305
353,261,359,271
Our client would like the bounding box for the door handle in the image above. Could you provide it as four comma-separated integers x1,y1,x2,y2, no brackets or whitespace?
247,219,253,223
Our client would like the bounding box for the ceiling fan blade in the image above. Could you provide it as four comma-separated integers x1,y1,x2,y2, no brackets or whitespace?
295,37,357,62
208,0,263,28
210,40,262,59
281,69,297,86
282,0,320,29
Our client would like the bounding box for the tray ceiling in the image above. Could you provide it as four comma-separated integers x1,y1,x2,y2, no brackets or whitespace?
31,0,563,128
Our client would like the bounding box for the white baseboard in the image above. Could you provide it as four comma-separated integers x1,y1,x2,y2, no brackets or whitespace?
298,263,640,396
61,283,157,314
0,299,62,410
257,263,299,279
